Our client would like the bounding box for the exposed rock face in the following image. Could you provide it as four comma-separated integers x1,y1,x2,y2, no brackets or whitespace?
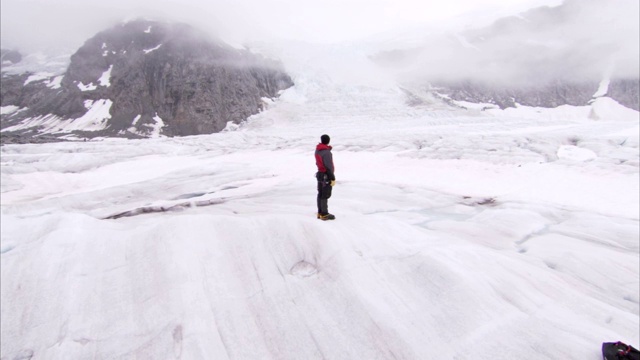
421,79,639,111
608,79,640,111
1,49,22,64
427,80,598,109
1,20,293,141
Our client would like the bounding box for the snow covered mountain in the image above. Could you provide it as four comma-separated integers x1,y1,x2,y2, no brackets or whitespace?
2,1,638,145
371,0,639,111
0,20,293,143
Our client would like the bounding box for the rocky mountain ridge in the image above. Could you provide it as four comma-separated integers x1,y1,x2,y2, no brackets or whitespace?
414,78,638,111
1,20,293,143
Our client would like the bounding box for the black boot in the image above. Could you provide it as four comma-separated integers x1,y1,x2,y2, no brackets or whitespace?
317,213,336,220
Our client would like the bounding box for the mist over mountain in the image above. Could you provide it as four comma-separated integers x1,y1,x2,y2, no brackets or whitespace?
0,19,293,143
1,0,638,145
372,0,639,110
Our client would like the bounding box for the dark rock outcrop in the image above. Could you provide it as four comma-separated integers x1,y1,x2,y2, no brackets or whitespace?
1,20,293,142
414,77,638,112
608,79,640,111
0,49,22,64
422,79,639,111
427,80,599,109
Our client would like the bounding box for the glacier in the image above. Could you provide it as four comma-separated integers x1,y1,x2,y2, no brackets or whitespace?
1,43,639,360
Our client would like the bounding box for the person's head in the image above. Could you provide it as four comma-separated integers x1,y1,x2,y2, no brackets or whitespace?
321,134,330,145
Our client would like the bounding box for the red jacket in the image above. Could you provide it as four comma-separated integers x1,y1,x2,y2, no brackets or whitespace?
315,143,335,180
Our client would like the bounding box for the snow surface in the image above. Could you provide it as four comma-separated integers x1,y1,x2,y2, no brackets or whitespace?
146,113,166,138
1,43,639,360
23,72,55,86
77,81,97,91
71,99,113,131
2,99,113,134
98,65,113,87
131,114,142,126
453,100,499,110
46,75,64,89
0,105,20,115
589,97,640,122
143,44,163,54
593,77,610,98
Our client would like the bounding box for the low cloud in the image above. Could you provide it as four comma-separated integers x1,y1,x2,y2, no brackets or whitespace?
2,0,564,53
374,0,639,87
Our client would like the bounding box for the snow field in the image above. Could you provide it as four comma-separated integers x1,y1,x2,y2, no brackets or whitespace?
1,118,638,359
1,46,639,358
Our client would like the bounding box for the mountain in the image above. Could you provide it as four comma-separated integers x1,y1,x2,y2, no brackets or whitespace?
2,2,638,146
0,49,22,65
372,0,639,111
0,20,293,143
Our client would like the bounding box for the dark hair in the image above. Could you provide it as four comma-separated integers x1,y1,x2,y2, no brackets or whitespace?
321,134,330,144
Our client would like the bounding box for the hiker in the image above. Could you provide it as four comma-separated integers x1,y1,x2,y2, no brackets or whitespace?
315,134,336,220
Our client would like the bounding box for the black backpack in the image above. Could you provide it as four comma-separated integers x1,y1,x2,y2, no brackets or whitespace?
603,342,640,360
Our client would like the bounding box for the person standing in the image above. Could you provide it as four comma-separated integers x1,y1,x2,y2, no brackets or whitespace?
315,134,336,220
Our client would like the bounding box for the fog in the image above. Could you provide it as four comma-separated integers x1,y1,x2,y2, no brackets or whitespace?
375,0,640,87
1,0,637,89
1,0,561,53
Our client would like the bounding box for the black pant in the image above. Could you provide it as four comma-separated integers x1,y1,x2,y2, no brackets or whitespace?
316,172,332,214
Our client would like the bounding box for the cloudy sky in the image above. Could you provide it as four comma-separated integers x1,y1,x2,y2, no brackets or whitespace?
1,0,563,51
